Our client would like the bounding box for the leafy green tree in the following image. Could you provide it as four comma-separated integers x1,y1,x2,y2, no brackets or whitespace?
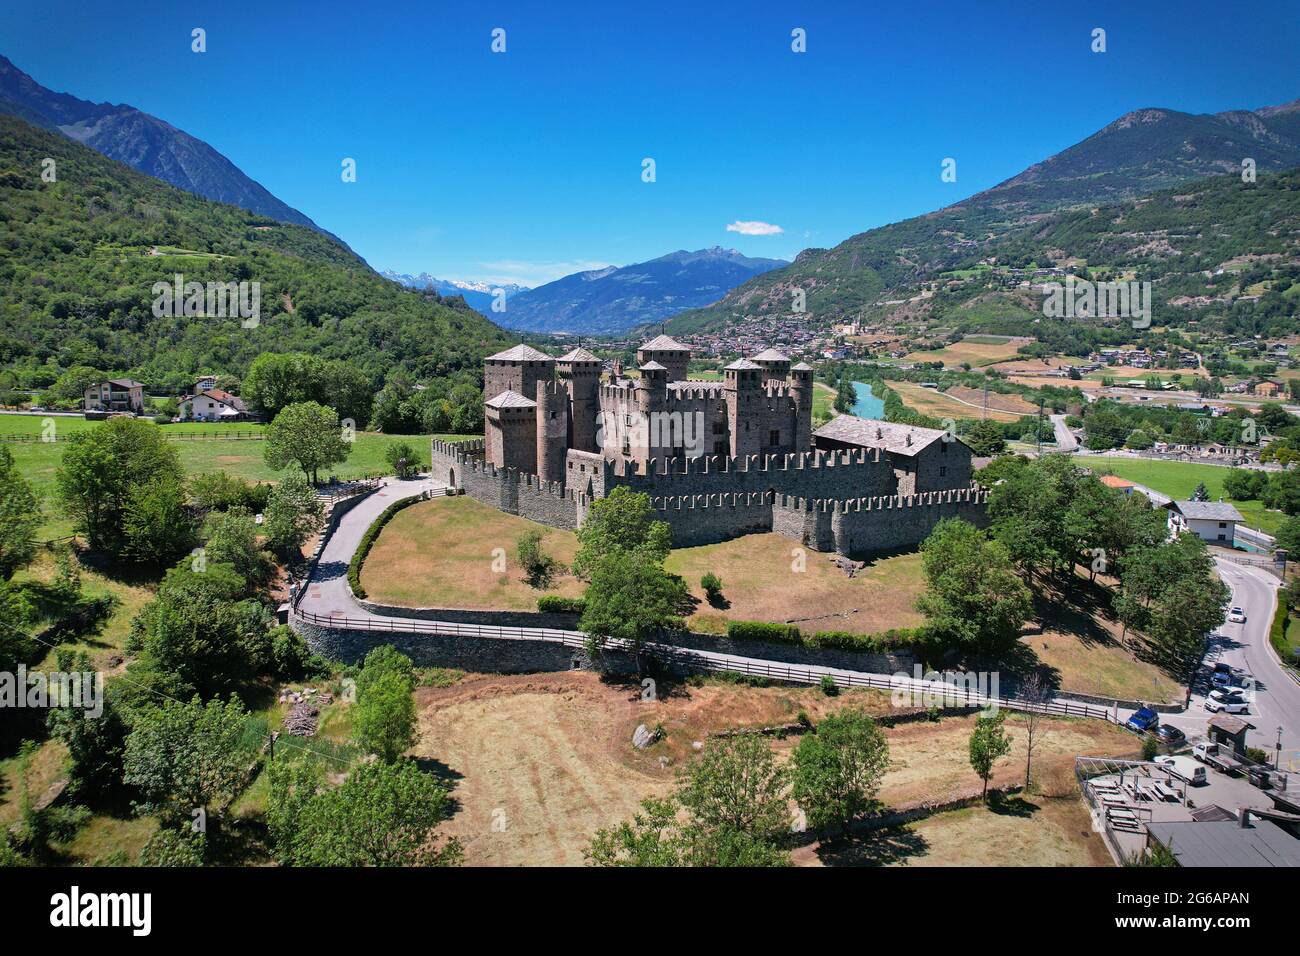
963,419,1007,457
57,418,184,554
242,352,373,427
968,710,1012,800
139,826,206,867
384,440,422,479
121,476,196,566
123,695,253,824
573,486,672,580
272,759,461,867
676,734,789,840
790,709,890,834
355,645,415,698
915,519,1032,659
45,651,130,801
0,447,39,580
128,563,272,692
1192,482,1210,502
579,551,689,669
585,796,789,867
264,401,351,485
203,507,273,590
1222,468,1267,501
353,670,417,762
1274,516,1300,556
516,529,558,588
1124,428,1154,450
262,473,324,556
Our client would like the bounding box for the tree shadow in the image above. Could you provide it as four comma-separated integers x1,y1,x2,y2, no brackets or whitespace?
988,794,1040,818
814,825,930,867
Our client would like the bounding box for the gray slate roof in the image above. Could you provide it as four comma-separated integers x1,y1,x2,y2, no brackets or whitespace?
750,347,791,362
638,360,666,372
557,347,600,363
486,344,553,362
639,334,691,352
724,358,762,371
1146,818,1300,867
814,415,952,456
1167,500,1245,522
485,389,537,409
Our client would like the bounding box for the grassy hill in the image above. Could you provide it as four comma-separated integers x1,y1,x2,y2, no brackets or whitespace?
0,114,511,393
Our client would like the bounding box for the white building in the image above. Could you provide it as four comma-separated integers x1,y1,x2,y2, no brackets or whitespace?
1164,500,1244,546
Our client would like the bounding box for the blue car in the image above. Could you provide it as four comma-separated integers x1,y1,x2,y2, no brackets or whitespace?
1126,707,1160,734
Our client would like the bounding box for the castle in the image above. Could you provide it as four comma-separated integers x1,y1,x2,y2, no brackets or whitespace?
430,335,988,555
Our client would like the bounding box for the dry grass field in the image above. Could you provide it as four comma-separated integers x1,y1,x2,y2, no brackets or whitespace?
945,385,1037,417
891,381,1023,423
412,671,1133,866
666,535,926,635
903,337,1026,368
360,496,585,609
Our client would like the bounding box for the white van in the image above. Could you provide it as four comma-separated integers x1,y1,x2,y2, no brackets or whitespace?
1156,755,1207,786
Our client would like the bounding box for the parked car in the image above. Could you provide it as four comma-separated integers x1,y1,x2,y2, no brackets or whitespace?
1156,755,1207,786
1227,607,1246,624
1154,724,1186,746
1211,662,1235,687
1126,706,1160,733
1205,689,1249,714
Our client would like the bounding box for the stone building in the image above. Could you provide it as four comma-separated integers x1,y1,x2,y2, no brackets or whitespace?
431,335,985,557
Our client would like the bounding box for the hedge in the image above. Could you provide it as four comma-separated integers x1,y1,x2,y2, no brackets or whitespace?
537,595,586,614
726,621,802,644
347,495,424,599
1269,592,1298,666
725,620,923,654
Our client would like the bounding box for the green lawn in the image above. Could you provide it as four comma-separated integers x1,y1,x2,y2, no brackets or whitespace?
1075,456,1285,535
0,413,474,539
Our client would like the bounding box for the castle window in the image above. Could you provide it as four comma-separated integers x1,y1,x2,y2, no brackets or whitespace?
941,441,948,453
939,466,947,477
550,411,557,419
769,429,780,446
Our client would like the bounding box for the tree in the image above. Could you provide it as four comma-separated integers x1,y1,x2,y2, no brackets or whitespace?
0,446,39,580
572,486,671,580
585,796,789,867
790,709,890,835
46,651,129,801
1124,428,1154,450
963,419,1007,457
273,759,461,867
1018,673,1051,791
128,563,273,692
57,417,185,554
355,645,415,698
203,507,274,590
968,710,1012,800
676,734,789,840
242,352,373,427
262,473,324,556
263,401,351,484
516,529,558,588
123,695,253,824
353,670,417,762
579,550,689,669
384,440,422,478
915,519,1032,659
1274,516,1300,556
834,376,857,414
1192,482,1210,502
121,476,197,566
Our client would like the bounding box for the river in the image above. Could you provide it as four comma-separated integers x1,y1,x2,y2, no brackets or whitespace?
849,381,884,419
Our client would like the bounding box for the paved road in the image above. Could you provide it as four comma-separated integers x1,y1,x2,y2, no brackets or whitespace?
1049,414,1079,451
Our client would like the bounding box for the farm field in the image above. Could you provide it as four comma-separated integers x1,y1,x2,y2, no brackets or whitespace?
891,381,1022,423
945,385,1037,417
903,336,1026,368
1074,455,1285,534
412,671,1133,866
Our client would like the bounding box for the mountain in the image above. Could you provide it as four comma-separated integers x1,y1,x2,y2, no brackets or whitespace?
380,271,529,313
497,247,788,334
0,54,342,245
0,114,509,394
668,99,1300,333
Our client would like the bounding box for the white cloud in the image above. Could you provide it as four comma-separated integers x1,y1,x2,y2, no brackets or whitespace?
726,220,784,236
475,259,615,287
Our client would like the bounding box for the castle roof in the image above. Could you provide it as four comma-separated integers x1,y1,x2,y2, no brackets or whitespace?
750,347,791,362
639,334,691,352
638,360,667,372
557,347,600,363
791,361,814,371
724,358,762,371
486,344,552,363
485,389,537,409
814,415,953,457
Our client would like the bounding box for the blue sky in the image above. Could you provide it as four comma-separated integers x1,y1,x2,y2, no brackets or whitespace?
4,0,1298,285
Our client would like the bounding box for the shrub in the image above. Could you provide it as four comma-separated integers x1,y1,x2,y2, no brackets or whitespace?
1141,736,1159,761
726,620,801,644
805,628,922,652
537,595,586,614
819,674,840,697
700,572,723,601
517,529,559,589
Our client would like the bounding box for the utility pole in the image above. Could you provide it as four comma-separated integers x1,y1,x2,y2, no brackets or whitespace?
1036,397,1045,457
